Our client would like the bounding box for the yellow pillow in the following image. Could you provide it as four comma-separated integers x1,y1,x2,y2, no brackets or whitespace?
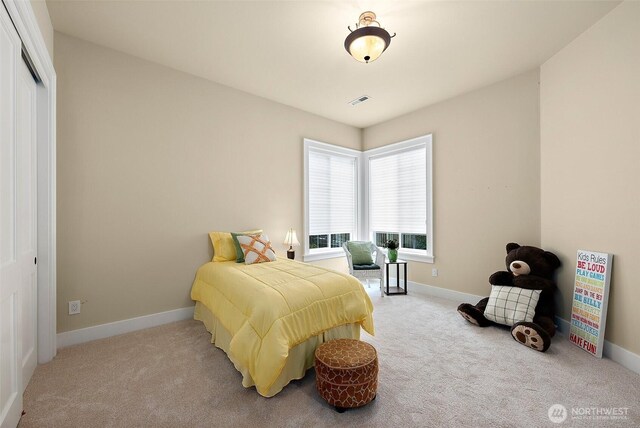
209,230,263,262
209,232,236,262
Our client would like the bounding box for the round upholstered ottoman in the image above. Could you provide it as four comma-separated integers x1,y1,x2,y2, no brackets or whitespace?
314,339,378,412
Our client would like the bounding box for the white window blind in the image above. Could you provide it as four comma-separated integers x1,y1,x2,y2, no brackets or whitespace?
304,136,431,262
369,145,427,235
308,149,357,239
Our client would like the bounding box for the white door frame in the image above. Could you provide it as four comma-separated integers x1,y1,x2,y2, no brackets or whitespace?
3,0,57,363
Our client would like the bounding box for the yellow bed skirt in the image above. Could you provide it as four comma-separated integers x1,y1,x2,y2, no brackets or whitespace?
194,301,360,397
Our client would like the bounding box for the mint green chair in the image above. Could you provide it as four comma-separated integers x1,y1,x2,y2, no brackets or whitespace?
343,241,385,296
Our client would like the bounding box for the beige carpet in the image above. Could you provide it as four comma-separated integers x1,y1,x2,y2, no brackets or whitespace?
20,291,639,428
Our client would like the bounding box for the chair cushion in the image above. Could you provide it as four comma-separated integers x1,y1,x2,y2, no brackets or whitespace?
346,241,374,265
353,264,380,270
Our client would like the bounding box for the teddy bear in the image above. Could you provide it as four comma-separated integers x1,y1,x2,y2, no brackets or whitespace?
457,243,561,352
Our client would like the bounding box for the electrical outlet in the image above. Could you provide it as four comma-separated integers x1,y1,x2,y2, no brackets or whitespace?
69,300,81,315
432,268,438,277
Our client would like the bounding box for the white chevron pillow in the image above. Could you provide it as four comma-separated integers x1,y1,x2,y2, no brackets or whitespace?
237,234,277,265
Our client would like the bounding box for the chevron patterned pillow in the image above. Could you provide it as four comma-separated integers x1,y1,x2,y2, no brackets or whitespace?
237,233,277,265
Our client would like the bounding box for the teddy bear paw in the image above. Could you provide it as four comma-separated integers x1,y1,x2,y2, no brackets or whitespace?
458,310,480,326
457,304,490,327
511,321,551,352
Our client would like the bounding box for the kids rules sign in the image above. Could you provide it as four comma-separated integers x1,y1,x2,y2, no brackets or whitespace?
569,250,613,358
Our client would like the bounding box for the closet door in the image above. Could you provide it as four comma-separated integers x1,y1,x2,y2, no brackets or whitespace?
0,5,23,428
17,58,38,391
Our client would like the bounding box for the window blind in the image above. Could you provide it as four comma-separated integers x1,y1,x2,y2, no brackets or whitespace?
369,145,426,234
308,150,357,236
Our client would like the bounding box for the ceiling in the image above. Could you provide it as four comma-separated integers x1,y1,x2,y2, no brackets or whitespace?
46,1,618,128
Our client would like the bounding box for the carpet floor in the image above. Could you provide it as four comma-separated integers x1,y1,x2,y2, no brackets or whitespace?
20,290,639,428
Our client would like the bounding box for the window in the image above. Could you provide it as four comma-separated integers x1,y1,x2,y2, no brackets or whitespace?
402,233,427,250
374,232,399,248
365,135,433,262
304,135,433,263
304,139,360,261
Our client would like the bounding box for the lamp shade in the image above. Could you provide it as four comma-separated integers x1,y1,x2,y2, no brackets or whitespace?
283,228,300,247
344,11,394,64
344,26,392,63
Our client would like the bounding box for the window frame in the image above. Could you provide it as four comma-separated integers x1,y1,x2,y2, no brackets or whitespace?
363,135,434,263
303,139,362,262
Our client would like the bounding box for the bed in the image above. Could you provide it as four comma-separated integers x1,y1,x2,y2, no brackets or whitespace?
190,258,374,397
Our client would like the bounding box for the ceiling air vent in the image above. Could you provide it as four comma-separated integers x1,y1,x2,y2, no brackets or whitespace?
349,95,371,106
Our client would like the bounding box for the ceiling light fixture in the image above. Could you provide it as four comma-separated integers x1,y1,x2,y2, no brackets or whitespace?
344,11,395,64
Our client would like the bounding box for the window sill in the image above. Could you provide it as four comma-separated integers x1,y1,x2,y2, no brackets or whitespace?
303,250,345,262
398,251,434,263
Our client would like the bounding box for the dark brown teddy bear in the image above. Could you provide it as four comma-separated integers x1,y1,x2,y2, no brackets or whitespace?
457,243,561,352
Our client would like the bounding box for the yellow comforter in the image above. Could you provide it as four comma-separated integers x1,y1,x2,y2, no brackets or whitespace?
190,259,374,396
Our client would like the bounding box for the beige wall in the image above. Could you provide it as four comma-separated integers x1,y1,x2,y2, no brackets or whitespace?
30,0,53,59
55,1,640,360
363,70,541,297
540,2,640,354
54,33,360,333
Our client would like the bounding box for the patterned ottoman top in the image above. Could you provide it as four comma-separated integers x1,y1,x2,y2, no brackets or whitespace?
315,339,377,369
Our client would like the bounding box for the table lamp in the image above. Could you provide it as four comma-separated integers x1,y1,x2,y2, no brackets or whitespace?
283,228,300,260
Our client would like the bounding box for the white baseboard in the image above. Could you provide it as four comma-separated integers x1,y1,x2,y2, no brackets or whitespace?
387,277,484,303
602,340,640,375
57,306,195,349
555,315,571,335
389,277,640,376
57,280,640,377
554,315,640,375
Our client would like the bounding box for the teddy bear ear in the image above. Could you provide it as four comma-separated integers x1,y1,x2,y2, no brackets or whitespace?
544,251,561,269
506,243,520,253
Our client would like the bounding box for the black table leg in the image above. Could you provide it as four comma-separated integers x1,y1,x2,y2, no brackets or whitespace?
385,263,389,295
404,262,408,294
